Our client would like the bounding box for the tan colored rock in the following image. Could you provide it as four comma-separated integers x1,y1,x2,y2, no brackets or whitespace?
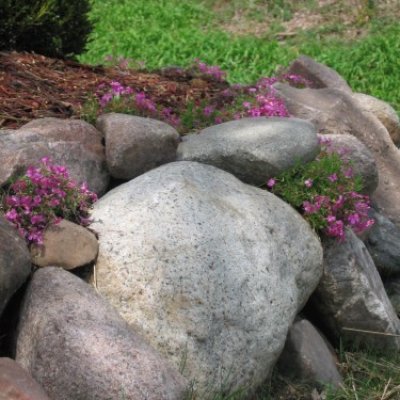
0,357,50,400
31,220,98,270
353,93,400,146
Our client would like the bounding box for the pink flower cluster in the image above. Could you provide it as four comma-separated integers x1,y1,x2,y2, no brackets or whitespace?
267,134,375,242
193,59,227,81
95,81,181,128
302,191,374,241
2,157,97,245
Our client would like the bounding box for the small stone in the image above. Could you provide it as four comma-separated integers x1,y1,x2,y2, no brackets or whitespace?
277,317,343,389
30,220,98,270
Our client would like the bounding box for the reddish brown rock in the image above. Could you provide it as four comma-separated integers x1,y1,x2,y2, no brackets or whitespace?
30,220,98,270
287,55,352,93
16,267,188,400
19,118,104,155
0,357,50,400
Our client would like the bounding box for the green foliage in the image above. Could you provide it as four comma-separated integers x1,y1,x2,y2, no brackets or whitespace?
0,0,92,58
79,0,400,113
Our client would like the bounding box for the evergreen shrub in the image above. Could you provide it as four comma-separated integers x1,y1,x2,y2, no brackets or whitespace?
0,0,92,58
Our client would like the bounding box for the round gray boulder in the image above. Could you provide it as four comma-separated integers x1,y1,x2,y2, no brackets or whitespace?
90,161,323,396
176,117,319,186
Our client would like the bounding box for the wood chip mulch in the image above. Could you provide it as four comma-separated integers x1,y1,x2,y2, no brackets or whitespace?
0,51,228,129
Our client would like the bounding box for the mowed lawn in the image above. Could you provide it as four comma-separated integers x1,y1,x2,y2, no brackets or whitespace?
79,0,400,113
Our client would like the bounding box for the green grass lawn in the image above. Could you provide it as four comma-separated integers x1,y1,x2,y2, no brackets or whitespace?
79,0,400,113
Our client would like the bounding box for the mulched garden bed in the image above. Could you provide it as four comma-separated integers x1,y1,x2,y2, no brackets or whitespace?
0,51,228,129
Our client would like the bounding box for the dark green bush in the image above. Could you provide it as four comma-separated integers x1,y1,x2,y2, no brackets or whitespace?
0,0,92,59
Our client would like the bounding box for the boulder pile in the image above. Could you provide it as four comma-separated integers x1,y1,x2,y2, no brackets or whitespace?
1,56,400,400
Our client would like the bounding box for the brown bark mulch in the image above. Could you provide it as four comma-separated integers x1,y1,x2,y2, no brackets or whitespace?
0,51,228,129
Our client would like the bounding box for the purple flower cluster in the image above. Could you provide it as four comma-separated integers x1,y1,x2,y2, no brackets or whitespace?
267,135,374,242
193,59,227,81
94,81,181,128
302,191,374,241
2,157,97,245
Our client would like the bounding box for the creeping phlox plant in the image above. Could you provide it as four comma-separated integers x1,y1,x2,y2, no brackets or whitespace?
267,135,374,242
81,59,308,133
1,157,97,245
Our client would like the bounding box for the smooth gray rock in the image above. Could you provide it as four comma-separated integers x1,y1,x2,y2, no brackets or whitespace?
365,208,400,277
321,133,378,195
16,268,188,400
0,215,31,317
287,55,352,93
274,83,400,227
96,113,180,180
0,129,108,195
311,228,400,351
277,318,343,389
176,117,319,186
90,161,323,396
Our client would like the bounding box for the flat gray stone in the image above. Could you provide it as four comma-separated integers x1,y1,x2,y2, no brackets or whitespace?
177,117,319,186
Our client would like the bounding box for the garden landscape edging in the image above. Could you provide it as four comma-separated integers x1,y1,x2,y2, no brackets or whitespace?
1,56,400,399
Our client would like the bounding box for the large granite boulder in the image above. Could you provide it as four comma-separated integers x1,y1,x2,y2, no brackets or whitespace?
311,229,400,351
0,122,109,195
274,83,400,226
177,117,319,186
96,113,180,180
90,161,323,396
0,215,31,318
16,268,187,400
287,55,352,93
